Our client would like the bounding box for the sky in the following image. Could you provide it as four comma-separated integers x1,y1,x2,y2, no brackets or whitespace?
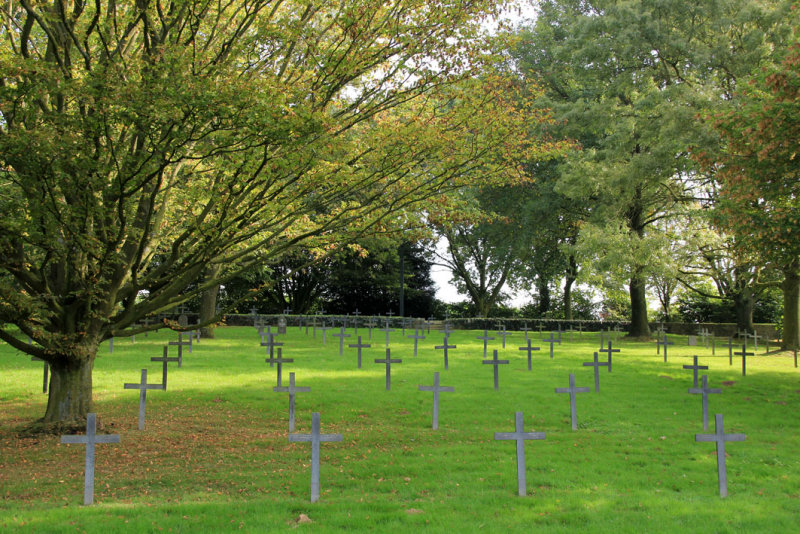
429,2,537,308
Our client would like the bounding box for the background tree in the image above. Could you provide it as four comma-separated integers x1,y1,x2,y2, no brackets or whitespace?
514,0,792,337
0,0,545,429
698,35,800,349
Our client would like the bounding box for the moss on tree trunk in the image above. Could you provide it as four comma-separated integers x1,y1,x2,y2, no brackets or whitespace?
39,355,95,432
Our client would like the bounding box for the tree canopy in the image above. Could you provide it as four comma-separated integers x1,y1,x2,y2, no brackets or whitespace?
0,0,554,427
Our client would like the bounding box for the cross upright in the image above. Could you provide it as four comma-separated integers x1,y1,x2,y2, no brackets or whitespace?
260,332,284,365
320,322,332,344
407,328,426,357
689,375,722,431
274,372,311,432
289,412,343,503
124,368,164,430
748,329,762,351
683,356,709,388
150,346,179,390
266,347,294,386
518,339,540,371
418,372,454,430
348,336,371,368
476,329,495,358
496,327,512,349
381,323,395,348
734,343,754,376
656,333,674,362
555,373,591,430
365,316,377,340
542,332,560,359
725,336,735,365
332,326,351,356
582,352,609,392
435,335,457,370
695,413,746,497
60,413,120,505
351,309,361,335
598,340,620,372
520,322,530,341
494,411,546,497
168,332,191,367
697,327,711,348
374,348,402,390
442,322,453,337
482,349,510,391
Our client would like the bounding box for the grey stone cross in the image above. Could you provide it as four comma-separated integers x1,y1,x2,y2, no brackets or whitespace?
332,326,351,356
418,372,454,430
168,332,191,367
598,340,619,372
494,411,546,497
351,309,361,335
582,352,609,392
734,343,754,376
60,413,120,505
150,346,179,390
689,374,721,431
124,368,164,430
520,322,530,341
496,326,511,348
320,322,333,344
518,339,540,371
266,347,293,386
365,316,377,340
274,372,310,432
695,413,746,497
289,412,343,502
542,332,560,359
725,337,735,365
261,332,284,366
109,337,114,354
435,336,456,370
348,336,371,369
381,323,395,348
374,348,402,390
555,373,590,430
683,356,709,388
697,327,711,347
476,329,494,358
483,349,510,391
656,333,674,362
407,328,426,357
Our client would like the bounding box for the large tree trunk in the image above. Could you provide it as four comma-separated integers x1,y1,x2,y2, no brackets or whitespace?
199,265,222,339
41,354,95,430
563,255,578,320
781,263,800,350
537,278,551,316
733,288,755,333
628,272,651,338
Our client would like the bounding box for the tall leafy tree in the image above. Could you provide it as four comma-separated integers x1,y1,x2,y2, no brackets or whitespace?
0,1,543,428
514,0,791,337
698,35,800,349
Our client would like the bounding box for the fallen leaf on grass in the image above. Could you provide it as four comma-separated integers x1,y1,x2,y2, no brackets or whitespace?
406,508,424,515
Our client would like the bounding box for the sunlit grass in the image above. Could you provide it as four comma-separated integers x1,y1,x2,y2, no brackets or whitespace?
1,325,799,532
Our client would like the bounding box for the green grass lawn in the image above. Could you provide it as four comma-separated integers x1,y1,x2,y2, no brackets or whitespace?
1,325,799,532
